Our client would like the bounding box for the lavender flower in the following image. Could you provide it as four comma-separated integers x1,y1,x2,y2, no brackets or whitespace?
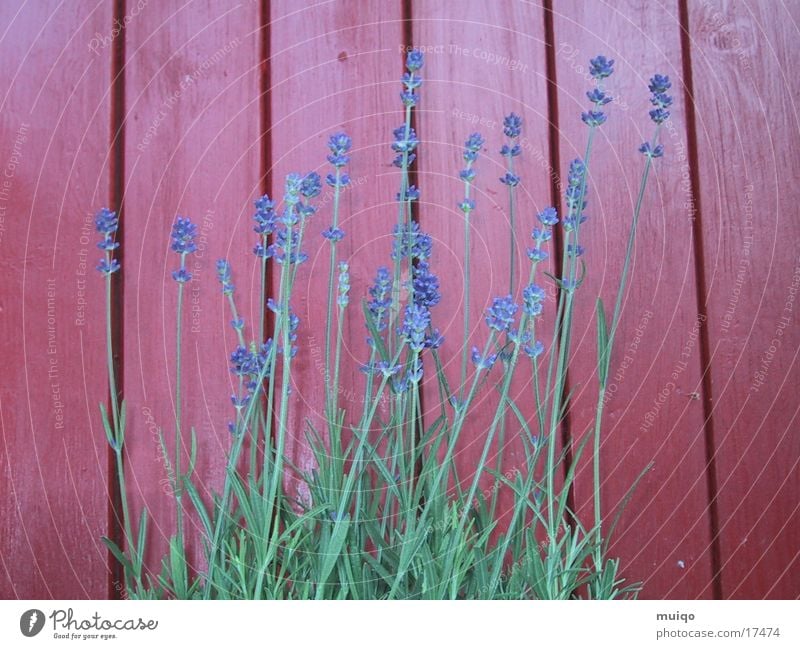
301,172,322,199
400,90,418,107
216,259,234,296
412,260,441,308
486,295,518,332
522,283,546,317
565,159,587,212
392,374,411,394
270,228,308,266
406,357,424,383
458,198,476,214
97,258,120,275
639,142,665,158
508,327,531,345
392,221,432,261
500,142,522,158
282,173,304,209
171,216,197,283
279,310,300,358
321,227,345,242
230,394,250,409
327,132,353,168
401,71,423,90
368,267,392,332
253,241,272,258
649,74,672,94
581,109,607,127
230,345,252,377
229,341,274,403
459,168,476,182
649,108,670,124
499,171,520,187
503,113,523,138
425,328,444,349
361,360,402,378
95,208,119,251
392,125,419,167
171,268,192,283
586,88,612,105
400,303,430,353
537,207,559,226
651,93,673,109
392,50,424,169
397,185,420,201
405,49,424,72
648,73,672,124
471,346,498,370
322,132,352,245
337,261,350,308
253,195,277,235
170,216,198,255
562,214,587,231
524,340,545,359
326,172,351,188
589,55,614,79
95,208,121,275
582,64,615,128
463,132,484,161
527,248,548,263
500,113,523,161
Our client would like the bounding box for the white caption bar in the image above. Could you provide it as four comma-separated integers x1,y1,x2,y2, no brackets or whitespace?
1,600,797,648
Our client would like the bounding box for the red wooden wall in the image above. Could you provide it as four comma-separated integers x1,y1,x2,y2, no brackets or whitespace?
1,0,797,599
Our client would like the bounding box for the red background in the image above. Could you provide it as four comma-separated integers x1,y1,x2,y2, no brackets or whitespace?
0,0,797,599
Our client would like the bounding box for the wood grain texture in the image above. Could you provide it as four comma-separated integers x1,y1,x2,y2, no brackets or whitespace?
551,0,715,598
122,1,262,574
410,0,556,532
1,0,797,601
0,0,113,598
269,0,404,495
686,0,800,599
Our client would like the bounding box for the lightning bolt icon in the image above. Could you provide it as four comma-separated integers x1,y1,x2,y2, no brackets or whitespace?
28,611,38,632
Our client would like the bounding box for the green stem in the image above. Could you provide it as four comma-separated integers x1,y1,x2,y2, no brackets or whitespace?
105,269,120,435
509,186,516,295
113,448,142,591
390,104,413,357
386,336,494,599
458,335,524,533
257,195,314,597
260,239,267,344
104,267,140,591
460,166,473,400
332,302,345,418
174,257,186,548
590,126,661,565
324,169,343,420
544,126,596,537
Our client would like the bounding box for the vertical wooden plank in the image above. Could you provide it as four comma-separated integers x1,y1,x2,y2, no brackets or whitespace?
552,0,715,597
123,2,262,573
411,2,555,532
0,1,113,597
687,0,800,598
269,1,405,489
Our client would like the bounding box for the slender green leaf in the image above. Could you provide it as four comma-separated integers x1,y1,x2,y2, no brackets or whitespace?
596,297,609,387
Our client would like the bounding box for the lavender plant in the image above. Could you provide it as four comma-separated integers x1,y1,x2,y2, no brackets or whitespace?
96,51,670,600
